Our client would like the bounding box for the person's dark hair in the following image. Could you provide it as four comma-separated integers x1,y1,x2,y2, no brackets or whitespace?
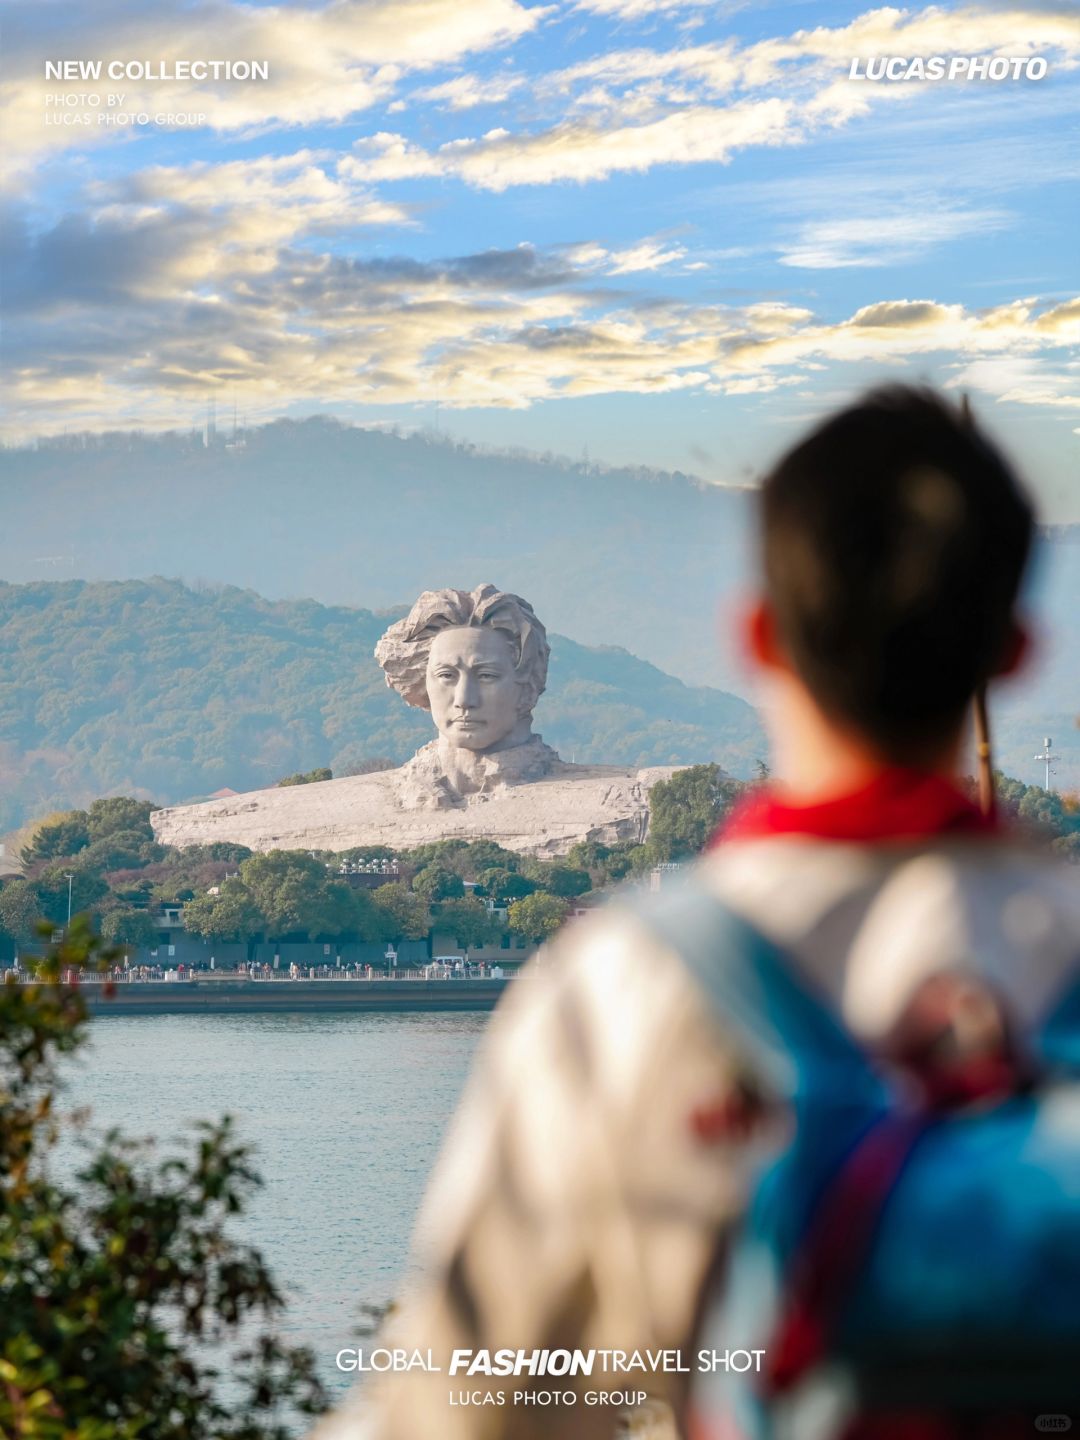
760,385,1034,760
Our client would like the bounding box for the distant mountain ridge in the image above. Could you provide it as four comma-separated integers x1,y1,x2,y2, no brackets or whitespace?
0,418,1075,792
0,577,766,831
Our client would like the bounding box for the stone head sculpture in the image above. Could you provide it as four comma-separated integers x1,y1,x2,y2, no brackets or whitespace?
374,584,550,753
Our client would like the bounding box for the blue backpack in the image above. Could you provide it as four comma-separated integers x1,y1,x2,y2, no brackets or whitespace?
635,884,1080,1437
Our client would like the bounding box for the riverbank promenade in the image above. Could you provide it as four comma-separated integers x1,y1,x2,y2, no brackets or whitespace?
55,972,515,1016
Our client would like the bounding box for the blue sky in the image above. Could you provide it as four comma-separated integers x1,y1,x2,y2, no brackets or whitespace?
4,0,1079,515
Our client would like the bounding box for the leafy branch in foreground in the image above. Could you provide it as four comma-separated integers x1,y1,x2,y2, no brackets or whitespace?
0,916,329,1439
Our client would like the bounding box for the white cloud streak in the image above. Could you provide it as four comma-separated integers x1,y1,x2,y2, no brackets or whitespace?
5,157,1079,438
1,0,549,174
777,205,1011,268
336,5,1080,191
344,97,796,189
415,73,527,109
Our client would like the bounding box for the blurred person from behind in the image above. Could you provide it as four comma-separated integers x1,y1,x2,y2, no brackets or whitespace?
311,388,1080,1440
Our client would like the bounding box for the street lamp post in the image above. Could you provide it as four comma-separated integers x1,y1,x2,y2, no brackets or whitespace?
64,872,75,928
1033,736,1059,792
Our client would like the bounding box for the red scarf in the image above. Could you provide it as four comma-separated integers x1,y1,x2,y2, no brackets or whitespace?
718,768,997,845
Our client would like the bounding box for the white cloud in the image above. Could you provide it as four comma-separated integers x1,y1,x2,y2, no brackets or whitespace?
1,0,549,174
5,0,1077,205
345,97,797,189
777,205,1010,268
416,72,526,109
6,158,1080,438
552,5,1080,105
604,238,688,272
574,0,742,19
337,5,1080,193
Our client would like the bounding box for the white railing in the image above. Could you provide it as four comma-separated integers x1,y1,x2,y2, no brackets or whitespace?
27,966,512,985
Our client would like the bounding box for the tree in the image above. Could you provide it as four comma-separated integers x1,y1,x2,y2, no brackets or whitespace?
336,845,400,867
80,828,166,873
645,764,744,862
476,867,535,903
996,774,1080,850
522,861,592,899
0,918,328,1437
507,892,570,944
342,757,396,776
0,881,39,949
196,841,255,863
86,795,158,841
276,768,332,787
33,866,109,927
348,889,397,945
239,852,352,940
183,880,265,944
371,883,429,946
404,839,521,881
436,896,501,956
565,840,638,886
412,865,465,905
565,840,611,872
20,810,91,864
99,906,159,952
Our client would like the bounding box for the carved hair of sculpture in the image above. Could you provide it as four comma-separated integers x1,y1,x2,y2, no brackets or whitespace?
374,584,550,716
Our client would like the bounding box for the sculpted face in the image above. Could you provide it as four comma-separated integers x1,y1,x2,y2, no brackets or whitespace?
425,626,526,752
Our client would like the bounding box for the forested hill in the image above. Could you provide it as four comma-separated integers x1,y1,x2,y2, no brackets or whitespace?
0,420,753,693
0,578,765,831
1,421,1075,792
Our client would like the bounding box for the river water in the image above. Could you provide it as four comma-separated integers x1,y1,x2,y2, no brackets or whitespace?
56,1011,486,1402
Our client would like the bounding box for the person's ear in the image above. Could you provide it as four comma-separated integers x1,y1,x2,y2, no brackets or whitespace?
994,617,1031,679
741,597,790,673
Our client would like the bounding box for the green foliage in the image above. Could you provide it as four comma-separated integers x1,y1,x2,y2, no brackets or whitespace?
476,867,536,903
563,840,639,886
406,839,521,882
995,773,1080,859
238,852,355,940
507,891,571,943
86,796,158,841
194,842,256,864
0,577,764,832
81,829,167,873
411,865,466,905
33,867,109,927
21,811,91,864
335,845,400,866
276,768,333,787
436,896,502,952
0,881,39,947
350,890,398,946
99,907,159,950
370,883,429,943
520,861,592,899
0,917,328,1437
644,763,744,862
341,757,396,776
182,880,264,944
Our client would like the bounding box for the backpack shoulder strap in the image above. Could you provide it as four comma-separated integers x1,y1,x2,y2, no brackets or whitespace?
625,879,885,1109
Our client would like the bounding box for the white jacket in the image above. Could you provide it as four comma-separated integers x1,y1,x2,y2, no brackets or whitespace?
311,833,1080,1440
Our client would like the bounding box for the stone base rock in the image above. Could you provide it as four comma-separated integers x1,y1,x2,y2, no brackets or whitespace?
151,756,688,859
